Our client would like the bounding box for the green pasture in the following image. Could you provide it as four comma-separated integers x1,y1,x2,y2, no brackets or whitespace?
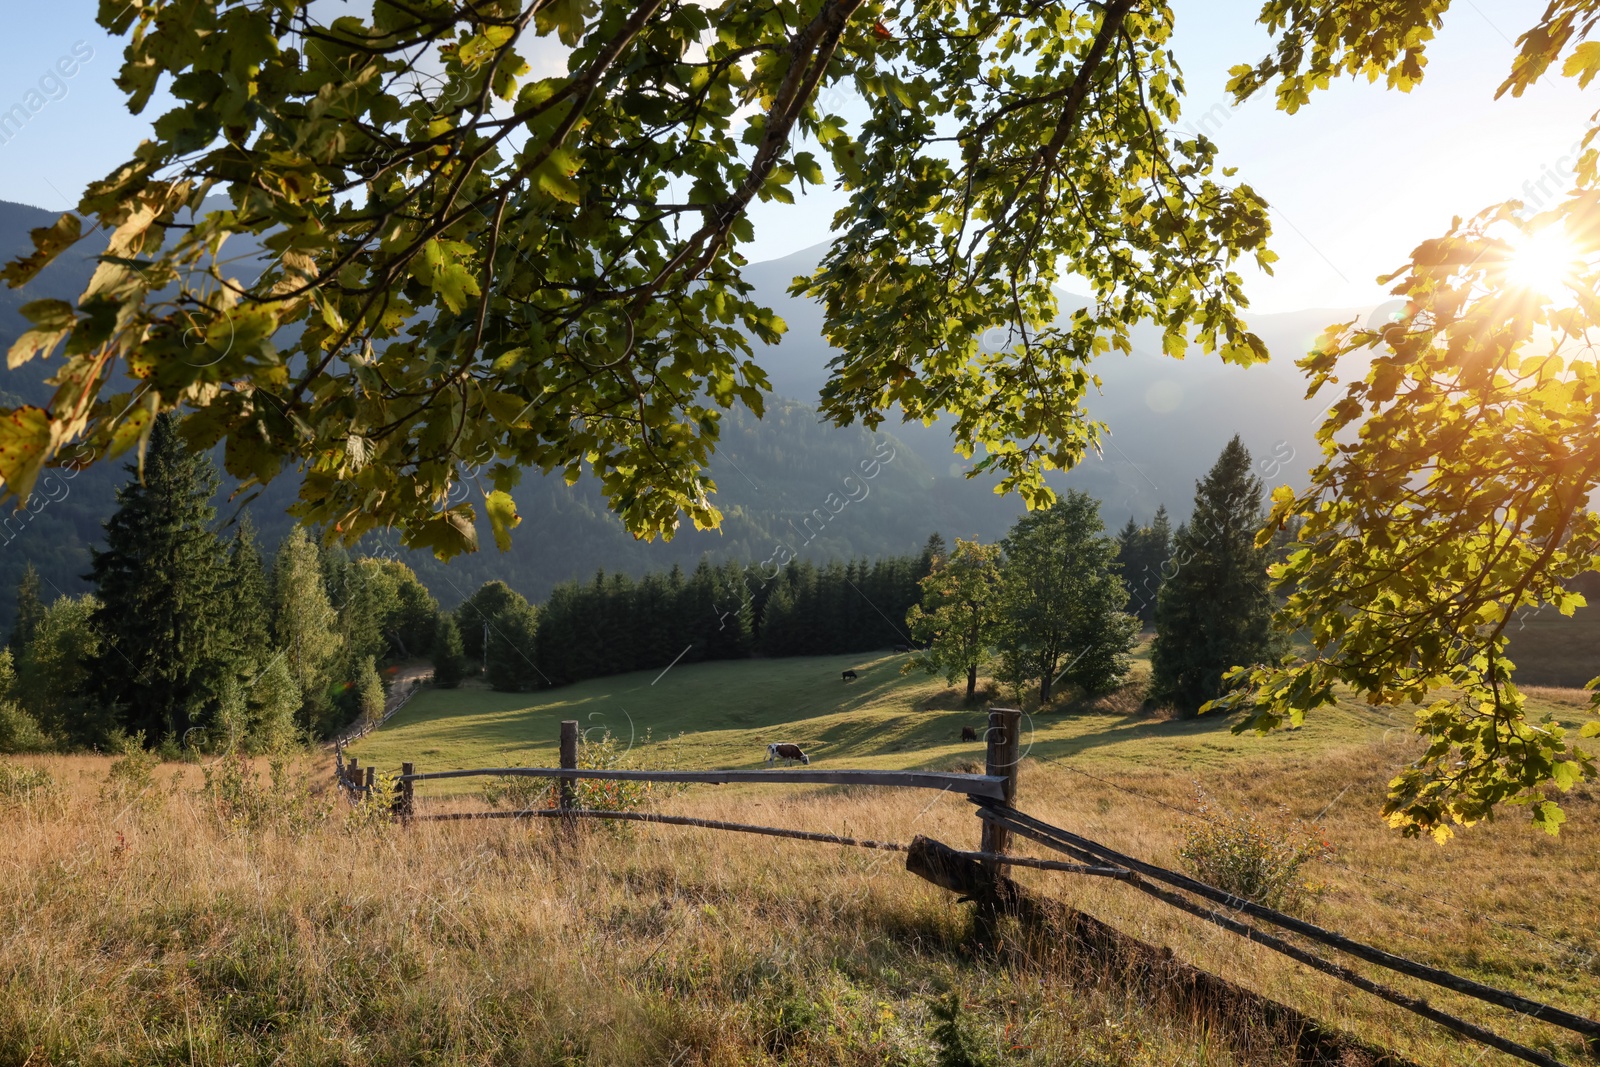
347,649,1426,793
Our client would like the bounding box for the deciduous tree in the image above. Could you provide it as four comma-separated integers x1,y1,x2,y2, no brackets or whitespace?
271,527,340,732
995,492,1137,705
1210,0,1600,836
0,0,1270,558
905,539,1002,701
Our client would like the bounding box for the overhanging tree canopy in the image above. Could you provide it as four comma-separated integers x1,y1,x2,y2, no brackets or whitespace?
1212,0,1600,839
0,0,1272,557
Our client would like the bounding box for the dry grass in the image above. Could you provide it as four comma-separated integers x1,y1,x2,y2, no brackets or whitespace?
2,736,1597,1067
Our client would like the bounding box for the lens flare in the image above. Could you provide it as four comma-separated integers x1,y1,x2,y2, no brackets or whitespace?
1504,223,1581,296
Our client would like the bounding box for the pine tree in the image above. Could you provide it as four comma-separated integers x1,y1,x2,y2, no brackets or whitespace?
432,614,468,688
905,539,1003,701
8,564,43,658
88,415,234,743
1149,436,1284,714
271,527,340,734
995,492,1139,705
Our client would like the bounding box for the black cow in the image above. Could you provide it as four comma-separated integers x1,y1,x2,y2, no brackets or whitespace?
893,644,911,653
767,743,810,766
842,669,858,681
960,725,979,742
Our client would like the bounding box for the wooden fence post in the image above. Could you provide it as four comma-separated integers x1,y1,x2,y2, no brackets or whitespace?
397,761,415,823
347,756,359,791
559,720,579,818
980,707,1022,874
364,766,376,797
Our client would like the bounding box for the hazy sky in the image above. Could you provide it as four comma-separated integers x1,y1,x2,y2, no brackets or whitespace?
1,1,1593,313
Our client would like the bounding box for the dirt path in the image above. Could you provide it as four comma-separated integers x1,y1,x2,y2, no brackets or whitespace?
380,663,434,717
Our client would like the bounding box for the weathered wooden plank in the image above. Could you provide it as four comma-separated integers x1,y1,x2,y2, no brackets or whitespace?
398,767,1008,798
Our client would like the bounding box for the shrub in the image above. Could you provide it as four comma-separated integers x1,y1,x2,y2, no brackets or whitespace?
202,754,332,835
343,770,398,836
480,729,687,819
1177,789,1334,914
101,742,161,811
0,760,57,807
0,699,47,753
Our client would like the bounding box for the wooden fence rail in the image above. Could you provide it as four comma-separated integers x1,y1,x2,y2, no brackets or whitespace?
975,801,1600,1046
396,766,1010,798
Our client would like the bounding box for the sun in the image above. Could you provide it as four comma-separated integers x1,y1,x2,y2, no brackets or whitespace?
1504,223,1582,296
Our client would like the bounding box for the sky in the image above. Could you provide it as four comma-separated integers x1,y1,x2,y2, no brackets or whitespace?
0,1,1594,313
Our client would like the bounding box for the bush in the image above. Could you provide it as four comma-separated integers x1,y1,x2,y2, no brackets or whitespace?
1177,790,1334,913
480,729,686,818
202,754,332,835
0,760,57,807
0,699,47,753
101,742,161,811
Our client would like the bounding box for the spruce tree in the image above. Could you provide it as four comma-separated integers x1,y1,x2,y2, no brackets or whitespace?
8,564,43,658
1149,436,1284,714
1116,505,1173,627
88,415,233,743
271,527,340,734
485,600,541,691
223,515,273,673
431,614,467,688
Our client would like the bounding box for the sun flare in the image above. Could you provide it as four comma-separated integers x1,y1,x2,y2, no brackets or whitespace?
1504,223,1583,296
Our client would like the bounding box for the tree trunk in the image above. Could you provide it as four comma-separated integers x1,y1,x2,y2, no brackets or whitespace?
1039,674,1052,704
966,664,977,701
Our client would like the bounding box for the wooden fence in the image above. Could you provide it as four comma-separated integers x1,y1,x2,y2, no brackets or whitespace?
361,708,1597,1067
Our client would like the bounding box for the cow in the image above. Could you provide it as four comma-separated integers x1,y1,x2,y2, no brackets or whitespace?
960,725,979,742
766,743,810,766
842,669,858,681
893,643,912,654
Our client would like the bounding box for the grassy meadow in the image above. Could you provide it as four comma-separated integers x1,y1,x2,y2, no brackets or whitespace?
345,647,1394,790
2,652,1598,1066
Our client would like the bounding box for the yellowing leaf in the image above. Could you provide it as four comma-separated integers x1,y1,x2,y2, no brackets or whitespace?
486,488,520,551
0,406,54,500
